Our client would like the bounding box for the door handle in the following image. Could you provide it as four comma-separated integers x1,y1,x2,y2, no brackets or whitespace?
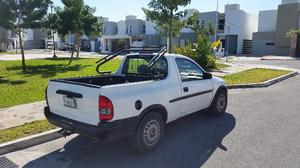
183,87,189,92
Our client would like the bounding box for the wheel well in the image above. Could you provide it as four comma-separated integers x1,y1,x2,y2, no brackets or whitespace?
210,86,228,107
217,86,228,95
139,104,168,124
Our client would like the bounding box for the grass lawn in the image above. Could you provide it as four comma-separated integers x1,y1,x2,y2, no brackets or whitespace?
0,52,14,55
0,120,56,144
215,62,230,70
0,58,121,108
223,68,292,85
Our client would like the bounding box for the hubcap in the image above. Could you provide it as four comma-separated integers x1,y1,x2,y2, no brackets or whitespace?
143,120,160,146
217,94,226,112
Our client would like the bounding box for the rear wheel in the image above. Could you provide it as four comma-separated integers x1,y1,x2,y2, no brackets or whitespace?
210,89,227,117
131,112,165,154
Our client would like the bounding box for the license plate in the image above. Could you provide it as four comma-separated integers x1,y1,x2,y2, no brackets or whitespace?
63,96,77,108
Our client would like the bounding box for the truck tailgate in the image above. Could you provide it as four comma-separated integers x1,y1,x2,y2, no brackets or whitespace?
47,80,100,126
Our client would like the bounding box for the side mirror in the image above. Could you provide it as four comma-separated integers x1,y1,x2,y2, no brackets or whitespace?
203,72,213,79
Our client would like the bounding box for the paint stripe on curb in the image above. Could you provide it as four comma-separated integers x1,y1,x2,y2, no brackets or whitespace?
227,71,299,89
0,128,63,156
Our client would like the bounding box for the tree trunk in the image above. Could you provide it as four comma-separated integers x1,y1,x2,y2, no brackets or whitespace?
17,28,26,72
67,45,75,65
168,22,172,53
76,34,81,58
67,33,81,65
15,40,18,54
52,31,57,59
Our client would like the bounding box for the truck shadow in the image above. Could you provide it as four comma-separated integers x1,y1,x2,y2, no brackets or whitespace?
23,111,236,168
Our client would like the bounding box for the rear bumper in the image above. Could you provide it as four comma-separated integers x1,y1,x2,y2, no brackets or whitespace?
44,106,138,141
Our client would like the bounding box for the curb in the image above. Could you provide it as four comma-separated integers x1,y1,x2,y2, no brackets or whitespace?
227,71,299,89
0,128,63,156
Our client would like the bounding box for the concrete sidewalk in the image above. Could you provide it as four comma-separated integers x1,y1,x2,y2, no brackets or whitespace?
211,60,300,77
0,101,46,130
261,55,297,60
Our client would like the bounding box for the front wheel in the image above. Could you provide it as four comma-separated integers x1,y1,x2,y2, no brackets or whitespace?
210,89,228,117
131,112,165,154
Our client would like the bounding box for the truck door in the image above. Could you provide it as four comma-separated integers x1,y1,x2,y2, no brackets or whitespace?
173,58,214,115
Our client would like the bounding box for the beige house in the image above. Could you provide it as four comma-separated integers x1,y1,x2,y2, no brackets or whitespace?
252,0,300,56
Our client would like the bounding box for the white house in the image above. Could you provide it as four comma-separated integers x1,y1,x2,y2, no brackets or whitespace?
100,15,161,53
217,4,258,55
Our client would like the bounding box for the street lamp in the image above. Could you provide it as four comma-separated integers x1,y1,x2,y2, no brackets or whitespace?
225,23,233,56
214,0,219,42
50,1,57,58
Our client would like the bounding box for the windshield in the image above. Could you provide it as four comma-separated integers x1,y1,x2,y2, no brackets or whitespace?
122,56,168,78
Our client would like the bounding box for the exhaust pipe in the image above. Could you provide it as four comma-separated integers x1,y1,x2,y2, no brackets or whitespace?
58,129,73,137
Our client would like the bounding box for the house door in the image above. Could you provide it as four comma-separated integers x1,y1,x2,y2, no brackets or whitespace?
296,34,300,57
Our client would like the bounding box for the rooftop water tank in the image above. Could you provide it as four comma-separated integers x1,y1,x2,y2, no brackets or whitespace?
225,4,240,12
126,15,137,20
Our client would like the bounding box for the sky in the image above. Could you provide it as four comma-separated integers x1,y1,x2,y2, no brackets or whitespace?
52,0,282,21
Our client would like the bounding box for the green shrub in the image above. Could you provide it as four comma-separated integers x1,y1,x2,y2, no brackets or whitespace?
175,13,220,70
174,34,216,70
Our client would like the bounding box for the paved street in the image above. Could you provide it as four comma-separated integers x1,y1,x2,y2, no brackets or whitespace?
2,59,300,168
231,57,300,70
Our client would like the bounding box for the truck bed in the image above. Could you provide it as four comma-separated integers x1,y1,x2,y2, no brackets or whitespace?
51,75,153,87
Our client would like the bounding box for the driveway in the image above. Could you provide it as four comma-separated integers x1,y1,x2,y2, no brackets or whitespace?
2,71,300,167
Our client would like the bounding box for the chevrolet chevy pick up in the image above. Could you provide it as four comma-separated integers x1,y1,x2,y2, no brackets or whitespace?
44,47,227,153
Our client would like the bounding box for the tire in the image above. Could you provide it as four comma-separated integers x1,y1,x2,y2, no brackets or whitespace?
210,89,228,117
131,112,165,154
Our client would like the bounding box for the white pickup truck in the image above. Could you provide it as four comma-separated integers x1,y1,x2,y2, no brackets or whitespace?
44,47,227,153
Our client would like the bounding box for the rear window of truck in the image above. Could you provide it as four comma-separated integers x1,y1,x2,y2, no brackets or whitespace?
122,56,168,78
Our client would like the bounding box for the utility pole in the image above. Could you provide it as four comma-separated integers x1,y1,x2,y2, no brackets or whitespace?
50,1,57,58
214,0,219,42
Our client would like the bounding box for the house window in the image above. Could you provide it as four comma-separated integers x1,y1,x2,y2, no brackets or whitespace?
266,42,275,46
201,19,206,25
103,27,106,35
126,26,128,34
143,25,146,34
129,25,132,34
219,19,225,30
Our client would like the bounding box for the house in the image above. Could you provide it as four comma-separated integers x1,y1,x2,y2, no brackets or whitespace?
175,10,221,47
0,27,10,52
252,0,300,56
0,27,18,52
100,16,161,53
100,17,132,53
217,4,258,55
172,4,258,56
23,29,50,49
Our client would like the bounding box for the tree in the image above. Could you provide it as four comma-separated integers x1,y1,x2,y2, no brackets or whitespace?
0,0,50,71
56,0,102,65
175,12,218,69
287,29,300,37
143,0,191,52
42,2,61,58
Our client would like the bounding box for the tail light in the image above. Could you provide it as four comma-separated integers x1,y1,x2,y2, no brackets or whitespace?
98,96,114,121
